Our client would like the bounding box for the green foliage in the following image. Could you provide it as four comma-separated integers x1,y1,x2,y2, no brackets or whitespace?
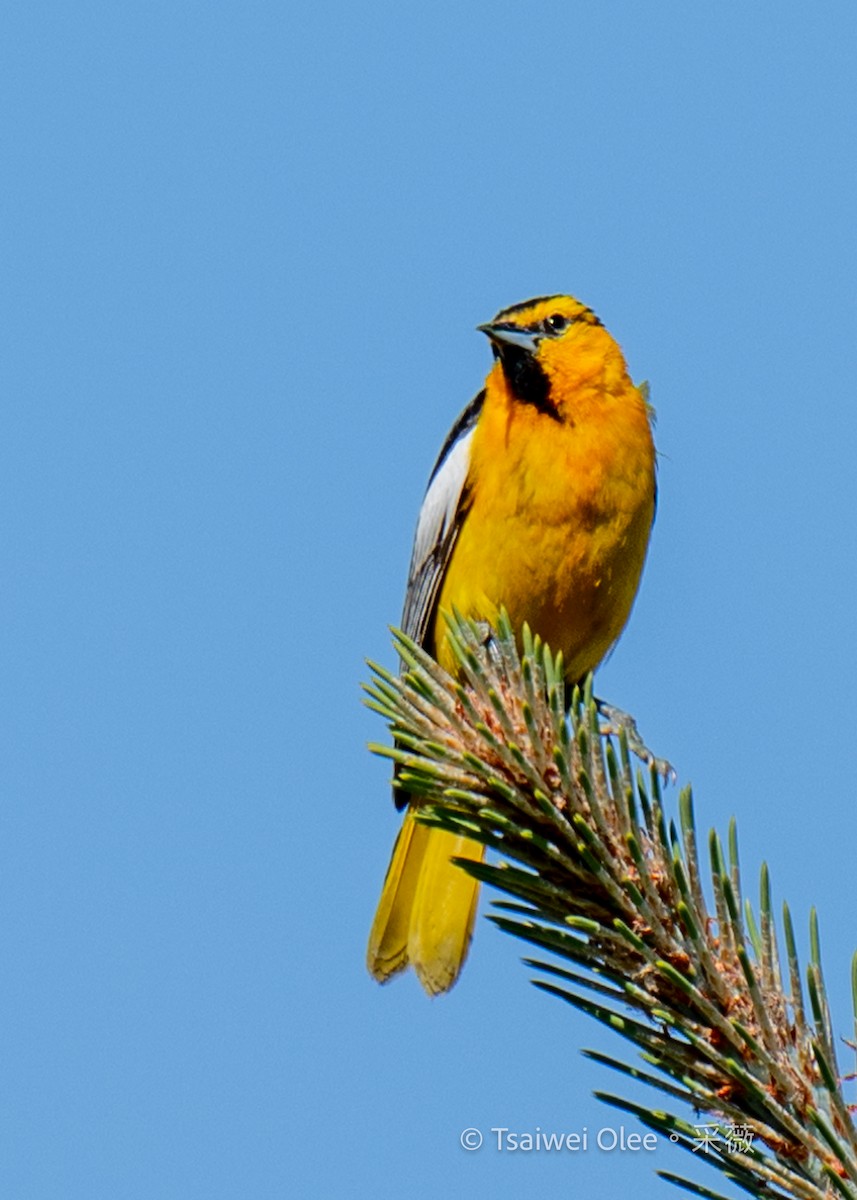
365,611,857,1200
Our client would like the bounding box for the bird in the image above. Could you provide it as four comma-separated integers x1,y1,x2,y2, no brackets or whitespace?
367,294,657,996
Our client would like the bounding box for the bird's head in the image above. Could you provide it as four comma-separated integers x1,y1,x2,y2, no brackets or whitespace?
478,294,630,420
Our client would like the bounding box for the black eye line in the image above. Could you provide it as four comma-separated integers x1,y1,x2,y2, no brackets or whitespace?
494,310,600,340
526,314,576,337
541,309,604,335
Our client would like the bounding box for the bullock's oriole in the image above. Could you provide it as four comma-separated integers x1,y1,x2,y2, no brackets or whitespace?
367,294,657,996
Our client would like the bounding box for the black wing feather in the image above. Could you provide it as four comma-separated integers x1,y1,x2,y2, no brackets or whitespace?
400,392,483,649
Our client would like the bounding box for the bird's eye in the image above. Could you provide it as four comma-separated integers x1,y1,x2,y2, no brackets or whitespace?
544,313,568,336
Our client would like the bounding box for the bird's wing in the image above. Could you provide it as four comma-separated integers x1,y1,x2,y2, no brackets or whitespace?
400,390,484,649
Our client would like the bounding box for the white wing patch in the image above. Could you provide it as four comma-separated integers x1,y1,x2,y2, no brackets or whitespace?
400,412,477,647
411,431,472,580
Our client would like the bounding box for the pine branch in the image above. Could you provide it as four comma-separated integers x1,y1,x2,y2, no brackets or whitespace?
364,611,857,1200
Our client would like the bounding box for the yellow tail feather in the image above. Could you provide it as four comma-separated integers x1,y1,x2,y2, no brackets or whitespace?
366,810,484,996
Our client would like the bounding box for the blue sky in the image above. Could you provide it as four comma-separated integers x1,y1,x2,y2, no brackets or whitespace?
2,3,855,1197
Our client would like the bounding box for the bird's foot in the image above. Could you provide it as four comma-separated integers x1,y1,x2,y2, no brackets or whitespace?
595,700,676,784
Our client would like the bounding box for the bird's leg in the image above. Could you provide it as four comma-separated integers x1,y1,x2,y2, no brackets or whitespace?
595,699,675,784
474,620,505,669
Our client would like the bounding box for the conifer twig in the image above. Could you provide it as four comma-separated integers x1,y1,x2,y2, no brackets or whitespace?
365,612,857,1199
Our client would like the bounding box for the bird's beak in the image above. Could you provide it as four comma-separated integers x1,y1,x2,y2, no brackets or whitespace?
477,322,540,355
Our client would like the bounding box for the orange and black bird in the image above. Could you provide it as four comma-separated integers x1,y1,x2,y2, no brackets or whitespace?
367,294,656,995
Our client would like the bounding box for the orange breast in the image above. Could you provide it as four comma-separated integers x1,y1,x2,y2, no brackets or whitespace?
432,366,655,683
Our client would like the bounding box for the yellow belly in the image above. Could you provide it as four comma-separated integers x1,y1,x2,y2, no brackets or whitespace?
432,380,655,683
